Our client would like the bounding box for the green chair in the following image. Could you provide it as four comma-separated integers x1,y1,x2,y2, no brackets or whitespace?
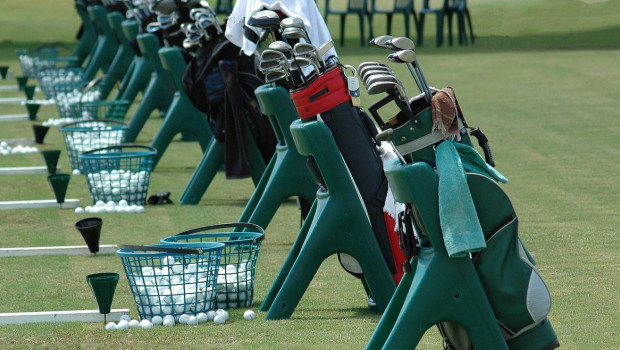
124,33,175,142
98,12,135,100
368,0,418,40
83,5,118,81
324,0,368,46
73,0,97,67
447,0,475,46
113,19,151,104
214,0,234,15
261,119,396,320
150,47,212,169
417,0,449,47
365,160,559,349
236,85,318,230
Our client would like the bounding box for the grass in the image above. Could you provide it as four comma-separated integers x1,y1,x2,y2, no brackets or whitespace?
1,0,619,349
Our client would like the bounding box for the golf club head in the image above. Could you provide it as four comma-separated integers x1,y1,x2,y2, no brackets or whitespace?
361,69,395,83
247,10,281,29
364,74,402,90
261,49,288,62
259,58,286,73
370,35,395,49
268,41,293,59
281,17,306,30
151,0,178,15
367,80,407,99
387,50,417,64
385,37,416,51
282,27,309,42
360,66,393,79
264,70,288,83
146,22,162,33
359,61,389,70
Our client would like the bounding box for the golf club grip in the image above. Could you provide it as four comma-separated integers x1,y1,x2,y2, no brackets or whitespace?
470,127,495,167
120,244,203,255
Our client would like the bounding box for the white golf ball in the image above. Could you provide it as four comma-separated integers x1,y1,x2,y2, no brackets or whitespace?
151,315,163,325
120,314,131,322
162,317,175,327
74,207,84,214
217,309,229,321
178,314,189,324
72,169,81,176
206,310,216,321
128,319,140,328
139,319,153,329
213,314,225,325
243,310,256,320
187,315,198,326
105,321,116,330
115,320,129,330
136,205,145,213
196,312,208,323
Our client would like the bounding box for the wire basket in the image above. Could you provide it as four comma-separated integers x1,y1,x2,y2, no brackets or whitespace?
79,144,157,205
161,223,265,309
31,56,78,77
37,67,85,100
16,47,59,78
52,79,104,120
117,242,225,321
60,120,128,172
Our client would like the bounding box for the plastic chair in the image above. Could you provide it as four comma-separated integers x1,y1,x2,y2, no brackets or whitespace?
324,0,368,46
447,0,475,46
150,47,213,169
368,0,418,40
236,85,318,230
214,0,234,15
261,119,396,320
417,0,449,46
124,33,175,142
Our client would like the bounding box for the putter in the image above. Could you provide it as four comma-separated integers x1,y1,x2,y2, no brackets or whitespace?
388,49,431,101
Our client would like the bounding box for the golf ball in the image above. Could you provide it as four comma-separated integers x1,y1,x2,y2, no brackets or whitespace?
206,310,216,321
196,312,208,323
72,169,81,176
151,315,163,325
115,320,129,330
74,207,84,214
187,315,198,326
178,314,189,324
105,322,116,330
163,317,175,327
139,319,153,329
243,310,256,320
213,314,225,325
217,309,229,321
128,319,140,328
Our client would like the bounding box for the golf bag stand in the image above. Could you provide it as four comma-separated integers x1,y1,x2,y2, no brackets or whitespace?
365,93,559,350
236,84,318,230
98,11,136,100
124,33,175,142
262,119,396,320
114,19,151,103
149,47,213,169
74,0,97,67
83,5,118,81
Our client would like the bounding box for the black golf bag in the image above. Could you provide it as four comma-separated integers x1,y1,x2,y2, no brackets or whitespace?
290,65,406,284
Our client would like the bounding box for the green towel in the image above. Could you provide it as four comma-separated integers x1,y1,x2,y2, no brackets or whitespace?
436,141,486,258
453,142,508,184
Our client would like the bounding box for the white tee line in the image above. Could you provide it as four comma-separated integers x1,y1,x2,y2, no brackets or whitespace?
0,166,61,175
0,309,130,325
0,245,118,258
0,96,26,104
0,114,29,122
0,199,81,210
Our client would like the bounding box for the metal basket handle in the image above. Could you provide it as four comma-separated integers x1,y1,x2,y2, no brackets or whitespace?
120,244,205,255
174,222,266,244
81,143,157,156
60,118,127,129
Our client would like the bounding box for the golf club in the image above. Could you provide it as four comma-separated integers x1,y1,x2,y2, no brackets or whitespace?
269,41,305,83
360,66,394,80
367,80,412,113
363,72,398,89
293,43,325,71
317,40,334,58
369,35,395,49
281,17,311,44
387,49,431,101
247,10,282,42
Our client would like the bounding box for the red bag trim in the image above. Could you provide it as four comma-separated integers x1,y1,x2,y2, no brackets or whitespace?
289,66,351,119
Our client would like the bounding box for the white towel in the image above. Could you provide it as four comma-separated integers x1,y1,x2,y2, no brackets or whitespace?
225,0,337,59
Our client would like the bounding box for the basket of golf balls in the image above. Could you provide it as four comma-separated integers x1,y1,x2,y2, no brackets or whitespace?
37,67,85,100
79,144,156,205
52,86,103,122
117,242,225,321
60,119,128,172
160,222,265,309
16,47,59,78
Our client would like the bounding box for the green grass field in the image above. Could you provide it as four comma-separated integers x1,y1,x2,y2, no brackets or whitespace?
0,0,619,349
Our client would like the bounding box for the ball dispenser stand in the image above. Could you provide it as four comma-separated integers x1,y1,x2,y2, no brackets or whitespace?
75,217,103,255
41,150,61,175
47,173,70,206
32,124,50,144
86,272,119,325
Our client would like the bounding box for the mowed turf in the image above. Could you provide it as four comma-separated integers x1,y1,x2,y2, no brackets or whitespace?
1,0,619,349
